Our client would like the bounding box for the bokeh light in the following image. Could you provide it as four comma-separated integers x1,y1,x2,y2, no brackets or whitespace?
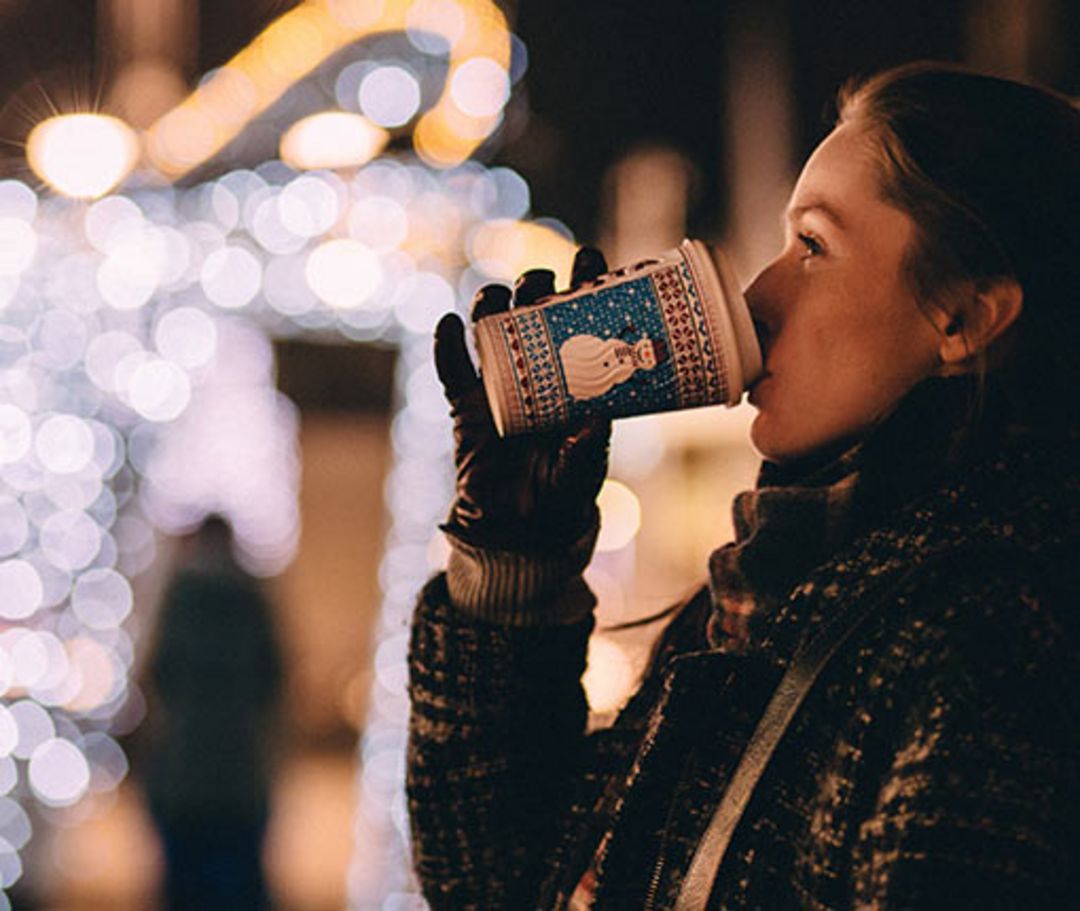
359,66,422,127
200,246,263,309
0,407,31,466
278,175,342,238
280,113,389,171
469,218,577,287
305,239,383,309
0,562,42,621
2,4,534,905
596,479,643,553
71,569,133,632
26,115,139,200
0,220,36,278
582,635,636,715
450,57,511,118
34,416,94,475
28,738,90,807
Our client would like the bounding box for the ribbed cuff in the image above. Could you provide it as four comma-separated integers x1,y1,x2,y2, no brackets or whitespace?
441,520,599,626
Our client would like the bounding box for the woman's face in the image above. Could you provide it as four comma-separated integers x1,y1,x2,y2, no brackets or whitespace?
745,122,945,463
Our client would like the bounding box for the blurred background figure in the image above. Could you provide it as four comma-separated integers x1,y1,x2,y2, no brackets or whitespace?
140,514,284,911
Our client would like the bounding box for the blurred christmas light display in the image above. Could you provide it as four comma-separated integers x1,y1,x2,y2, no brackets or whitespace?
0,1,599,906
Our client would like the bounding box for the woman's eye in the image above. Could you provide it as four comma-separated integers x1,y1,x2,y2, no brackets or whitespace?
797,233,824,258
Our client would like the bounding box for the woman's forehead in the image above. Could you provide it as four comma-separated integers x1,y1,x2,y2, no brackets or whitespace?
789,125,888,227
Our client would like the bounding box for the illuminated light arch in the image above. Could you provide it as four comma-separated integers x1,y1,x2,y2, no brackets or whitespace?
145,0,512,178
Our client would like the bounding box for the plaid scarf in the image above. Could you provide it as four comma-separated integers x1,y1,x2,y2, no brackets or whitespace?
705,446,862,659
706,377,977,663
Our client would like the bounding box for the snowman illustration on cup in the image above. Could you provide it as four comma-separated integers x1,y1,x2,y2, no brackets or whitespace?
558,323,669,401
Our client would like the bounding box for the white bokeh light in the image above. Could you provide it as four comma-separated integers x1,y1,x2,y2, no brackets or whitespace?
9,631,51,689
0,709,15,759
279,175,341,238
154,307,218,369
39,510,101,572
393,272,454,335
0,561,42,621
127,358,191,423
0,13,552,897
9,700,54,760
0,219,36,277
84,331,142,395
0,406,31,465
34,415,94,475
0,835,21,890
0,799,30,852
28,738,90,807
83,196,143,253
359,66,422,127
0,758,16,797
96,225,166,311
262,255,318,316
201,246,263,309
27,114,138,199
280,113,389,171
71,568,133,631
305,239,382,309
450,57,511,118
0,498,28,556
33,310,90,371
0,181,37,222
347,195,409,251
251,193,305,256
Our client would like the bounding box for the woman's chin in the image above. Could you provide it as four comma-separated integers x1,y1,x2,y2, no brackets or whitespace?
749,413,815,464
748,413,784,461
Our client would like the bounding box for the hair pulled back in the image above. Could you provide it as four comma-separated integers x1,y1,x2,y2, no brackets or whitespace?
837,62,1080,431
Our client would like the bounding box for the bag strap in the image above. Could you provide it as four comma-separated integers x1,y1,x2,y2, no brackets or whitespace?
674,563,921,910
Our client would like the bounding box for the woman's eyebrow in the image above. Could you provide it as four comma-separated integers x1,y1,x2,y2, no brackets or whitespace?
783,200,847,230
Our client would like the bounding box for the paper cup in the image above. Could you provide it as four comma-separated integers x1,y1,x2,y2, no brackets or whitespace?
474,239,762,436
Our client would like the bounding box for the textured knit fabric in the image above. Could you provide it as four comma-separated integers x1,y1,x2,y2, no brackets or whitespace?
443,520,599,626
407,381,1080,910
706,443,861,655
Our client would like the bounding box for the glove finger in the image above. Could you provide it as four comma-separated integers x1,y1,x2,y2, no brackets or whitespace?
513,268,557,308
434,313,479,400
570,246,608,289
564,416,612,469
470,283,512,322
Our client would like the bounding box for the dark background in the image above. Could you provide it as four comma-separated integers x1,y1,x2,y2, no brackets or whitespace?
0,0,1076,241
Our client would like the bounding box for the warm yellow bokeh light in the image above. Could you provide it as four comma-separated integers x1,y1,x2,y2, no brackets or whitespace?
27,114,140,200
146,0,512,178
280,112,389,170
596,479,643,553
582,635,637,715
469,219,577,288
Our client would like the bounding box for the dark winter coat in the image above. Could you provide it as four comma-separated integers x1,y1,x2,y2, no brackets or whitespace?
407,417,1080,909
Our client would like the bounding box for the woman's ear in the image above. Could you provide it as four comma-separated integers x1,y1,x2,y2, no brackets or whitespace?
936,277,1023,375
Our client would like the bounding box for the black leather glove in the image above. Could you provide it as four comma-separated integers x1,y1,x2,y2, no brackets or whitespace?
435,247,611,553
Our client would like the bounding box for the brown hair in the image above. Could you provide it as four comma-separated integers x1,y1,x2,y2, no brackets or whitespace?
836,62,1080,431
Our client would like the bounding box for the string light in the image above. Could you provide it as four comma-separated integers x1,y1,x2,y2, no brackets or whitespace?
145,0,512,179
0,2,544,906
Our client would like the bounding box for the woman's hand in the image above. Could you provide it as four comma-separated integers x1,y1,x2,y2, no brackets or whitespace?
435,247,611,553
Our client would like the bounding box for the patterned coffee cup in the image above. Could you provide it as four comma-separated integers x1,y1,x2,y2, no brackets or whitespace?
474,239,762,436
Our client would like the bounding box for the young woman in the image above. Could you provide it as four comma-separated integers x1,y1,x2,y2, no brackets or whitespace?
407,62,1080,909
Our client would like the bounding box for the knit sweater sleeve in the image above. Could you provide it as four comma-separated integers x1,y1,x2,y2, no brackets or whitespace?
849,568,1079,909
406,573,596,910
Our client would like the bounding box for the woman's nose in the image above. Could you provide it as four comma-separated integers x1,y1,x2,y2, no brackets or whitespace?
743,259,783,346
